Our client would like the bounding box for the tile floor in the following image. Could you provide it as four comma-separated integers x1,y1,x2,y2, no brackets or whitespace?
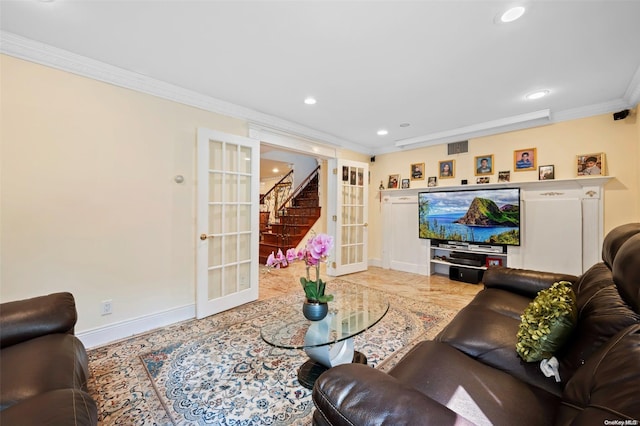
259,262,482,312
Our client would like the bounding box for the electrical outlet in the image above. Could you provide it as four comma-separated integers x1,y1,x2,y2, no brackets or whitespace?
101,299,113,316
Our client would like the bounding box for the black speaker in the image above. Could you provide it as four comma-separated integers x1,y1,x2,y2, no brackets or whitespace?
449,266,484,284
370,156,376,162
613,109,630,121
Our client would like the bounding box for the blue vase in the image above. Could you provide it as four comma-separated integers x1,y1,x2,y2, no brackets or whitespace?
302,300,328,321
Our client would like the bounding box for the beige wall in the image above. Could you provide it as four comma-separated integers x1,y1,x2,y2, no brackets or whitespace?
368,112,640,262
2,54,638,337
1,55,246,331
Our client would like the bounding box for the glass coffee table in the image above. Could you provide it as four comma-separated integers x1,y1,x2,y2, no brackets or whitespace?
260,285,389,389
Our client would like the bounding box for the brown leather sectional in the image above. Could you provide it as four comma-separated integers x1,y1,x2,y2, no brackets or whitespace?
0,292,98,425
312,223,640,425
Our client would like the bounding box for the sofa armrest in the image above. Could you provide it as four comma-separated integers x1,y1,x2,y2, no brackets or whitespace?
482,267,578,299
0,292,78,349
312,364,474,426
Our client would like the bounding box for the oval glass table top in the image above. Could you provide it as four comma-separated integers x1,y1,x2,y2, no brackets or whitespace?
260,284,389,350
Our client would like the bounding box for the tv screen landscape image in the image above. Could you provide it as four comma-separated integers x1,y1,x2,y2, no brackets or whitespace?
418,187,521,246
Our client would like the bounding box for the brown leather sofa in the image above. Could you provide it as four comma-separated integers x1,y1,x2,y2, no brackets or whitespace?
312,223,640,425
0,292,98,426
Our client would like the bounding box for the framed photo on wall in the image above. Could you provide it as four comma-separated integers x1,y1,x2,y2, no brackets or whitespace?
439,160,455,179
498,170,511,182
388,174,400,189
577,152,606,176
474,155,494,175
539,165,555,180
514,148,537,171
427,176,437,187
401,178,410,189
410,162,425,180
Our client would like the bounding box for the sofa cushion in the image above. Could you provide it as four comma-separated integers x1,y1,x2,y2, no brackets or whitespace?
0,389,97,426
516,281,577,362
612,232,640,313
601,222,640,269
557,324,640,425
436,288,564,396
388,341,560,426
0,292,77,349
0,334,89,410
557,263,639,381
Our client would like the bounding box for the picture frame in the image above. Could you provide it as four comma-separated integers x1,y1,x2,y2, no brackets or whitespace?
486,257,503,267
514,148,537,171
387,174,400,189
476,176,490,184
538,164,555,180
342,166,349,181
427,176,437,187
577,152,606,176
498,170,511,182
401,178,410,189
439,160,455,179
474,154,494,175
410,162,425,180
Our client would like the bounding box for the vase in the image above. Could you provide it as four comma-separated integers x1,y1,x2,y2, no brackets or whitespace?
302,300,328,321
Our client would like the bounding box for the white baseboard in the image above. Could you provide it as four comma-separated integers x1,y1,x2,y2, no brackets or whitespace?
368,258,382,268
77,303,195,349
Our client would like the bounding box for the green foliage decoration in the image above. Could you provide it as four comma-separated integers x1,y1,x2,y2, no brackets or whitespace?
516,281,577,362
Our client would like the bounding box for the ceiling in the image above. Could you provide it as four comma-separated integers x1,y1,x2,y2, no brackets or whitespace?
2,1,639,155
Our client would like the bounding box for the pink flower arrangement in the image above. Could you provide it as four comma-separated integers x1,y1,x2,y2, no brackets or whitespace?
266,233,334,302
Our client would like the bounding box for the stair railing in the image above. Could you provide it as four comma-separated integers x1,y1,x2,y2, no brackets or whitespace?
276,165,321,217
260,169,294,226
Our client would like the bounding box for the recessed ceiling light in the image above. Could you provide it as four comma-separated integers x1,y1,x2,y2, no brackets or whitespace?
500,6,525,23
526,90,550,100
377,129,389,136
304,97,317,105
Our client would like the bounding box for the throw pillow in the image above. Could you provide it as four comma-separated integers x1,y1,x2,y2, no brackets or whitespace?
516,281,577,362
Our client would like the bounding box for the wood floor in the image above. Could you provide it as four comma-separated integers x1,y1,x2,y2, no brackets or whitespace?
259,262,482,312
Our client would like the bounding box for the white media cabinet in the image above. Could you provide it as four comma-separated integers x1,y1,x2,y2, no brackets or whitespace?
379,177,611,278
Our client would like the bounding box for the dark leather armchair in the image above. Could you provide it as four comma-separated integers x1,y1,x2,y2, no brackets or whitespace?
0,292,98,425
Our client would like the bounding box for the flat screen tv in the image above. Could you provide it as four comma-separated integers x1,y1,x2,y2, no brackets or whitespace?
418,187,521,246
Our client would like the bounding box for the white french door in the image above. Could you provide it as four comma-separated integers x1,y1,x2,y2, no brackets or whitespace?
327,159,369,276
196,128,259,319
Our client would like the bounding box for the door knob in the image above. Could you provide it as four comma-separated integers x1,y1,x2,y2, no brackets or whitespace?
363,223,368,227
200,233,214,240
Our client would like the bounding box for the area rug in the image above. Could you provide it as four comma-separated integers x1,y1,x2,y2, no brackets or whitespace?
87,279,456,425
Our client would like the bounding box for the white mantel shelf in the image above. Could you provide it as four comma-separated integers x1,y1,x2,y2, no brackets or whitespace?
379,176,613,197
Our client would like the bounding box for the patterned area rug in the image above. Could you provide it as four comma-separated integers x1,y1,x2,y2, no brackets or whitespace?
87,280,456,425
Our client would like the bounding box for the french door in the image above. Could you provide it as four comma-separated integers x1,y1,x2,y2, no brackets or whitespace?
196,128,259,319
327,159,369,276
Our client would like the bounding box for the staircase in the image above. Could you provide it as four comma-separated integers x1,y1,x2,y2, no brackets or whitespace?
259,169,321,264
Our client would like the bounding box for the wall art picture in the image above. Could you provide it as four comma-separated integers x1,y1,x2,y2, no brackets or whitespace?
411,162,425,180
476,176,490,184
539,165,555,180
514,148,537,171
401,178,410,189
577,152,606,176
439,160,455,179
498,170,511,182
388,174,400,189
474,155,494,175
427,176,437,187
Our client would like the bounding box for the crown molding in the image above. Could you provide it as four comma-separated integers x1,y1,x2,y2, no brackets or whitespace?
624,64,640,107
2,31,637,158
0,31,367,155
